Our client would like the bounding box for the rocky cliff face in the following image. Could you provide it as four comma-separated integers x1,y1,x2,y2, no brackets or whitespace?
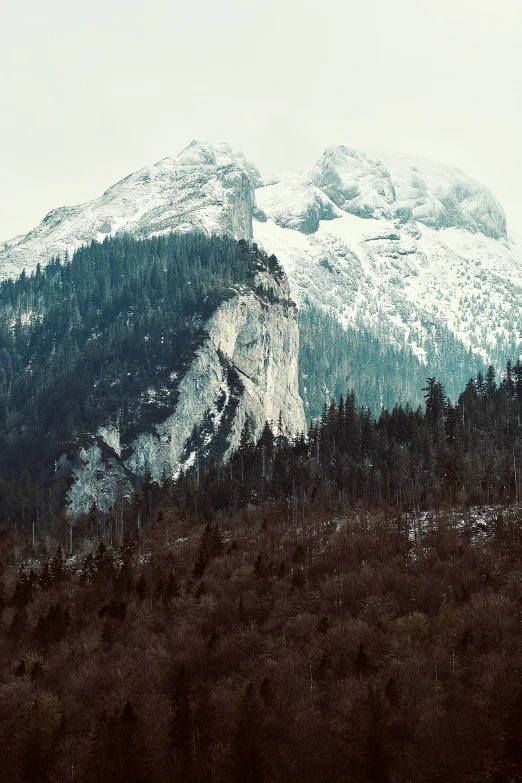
66,267,305,514
307,146,507,239
309,146,397,220
125,270,303,480
368,149,507,240
255,170,341,234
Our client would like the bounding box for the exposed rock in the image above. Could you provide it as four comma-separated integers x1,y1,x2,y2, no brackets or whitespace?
367,149,507,240
66,268,305,512
126,288,303,479
97,424,122,457
64,441,133,515
255,170,341,234
309,146,396,220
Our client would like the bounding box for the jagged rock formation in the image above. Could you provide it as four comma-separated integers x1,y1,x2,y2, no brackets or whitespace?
64,443,132,516
309,146,397,220
368,149,507,239
306,145,507,239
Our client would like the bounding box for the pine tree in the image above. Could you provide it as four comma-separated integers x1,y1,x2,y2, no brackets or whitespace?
423,378,446,430
486,365,497,398
49,546,65,584
231,682,265,783
169,663,192,769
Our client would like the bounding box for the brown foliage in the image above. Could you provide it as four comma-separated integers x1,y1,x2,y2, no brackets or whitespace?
1,504,522,781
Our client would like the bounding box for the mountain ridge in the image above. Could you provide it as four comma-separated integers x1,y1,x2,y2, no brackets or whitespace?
2,139,521,417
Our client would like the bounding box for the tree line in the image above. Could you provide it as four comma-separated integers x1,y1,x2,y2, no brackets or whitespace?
164,359,522,528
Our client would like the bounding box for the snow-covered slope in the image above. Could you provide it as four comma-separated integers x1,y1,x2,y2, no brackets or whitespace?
0,140,258,281
253,210,522,366
253,147,521,381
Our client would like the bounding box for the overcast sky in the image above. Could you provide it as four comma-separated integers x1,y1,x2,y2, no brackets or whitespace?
1,0,521,241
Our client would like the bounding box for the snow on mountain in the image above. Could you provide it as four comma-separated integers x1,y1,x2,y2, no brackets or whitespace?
309,146,397,220
254,212,522,365
255,170,341,233
0,140,258,281
367,149,507,240
253,147,521,371
306,145,507,240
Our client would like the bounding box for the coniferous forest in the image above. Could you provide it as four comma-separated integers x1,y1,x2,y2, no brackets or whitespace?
298,304,486,419
2,235,522,781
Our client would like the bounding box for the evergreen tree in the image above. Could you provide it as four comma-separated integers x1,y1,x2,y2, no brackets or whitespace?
423,378,446,430
231,682,265,783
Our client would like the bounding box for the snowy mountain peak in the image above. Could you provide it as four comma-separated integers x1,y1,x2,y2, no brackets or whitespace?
0,139,519,414
0,140,259,281
252,144,522,410
307,145,508,241
175,139,252,171
367,149,507,240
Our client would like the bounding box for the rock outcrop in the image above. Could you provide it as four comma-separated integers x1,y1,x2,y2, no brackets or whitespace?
309,146,397,220
66,266,305,513
125,272,304,481
307,145,507,240
255,170,341,234
369,149,507,240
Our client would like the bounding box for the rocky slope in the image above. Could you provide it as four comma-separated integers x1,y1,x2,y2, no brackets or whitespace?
66,264,305,514
253,146,521,410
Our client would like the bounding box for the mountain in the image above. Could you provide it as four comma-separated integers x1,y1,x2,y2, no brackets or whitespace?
1,140,521,422
0,141,259,280
254,147,522,413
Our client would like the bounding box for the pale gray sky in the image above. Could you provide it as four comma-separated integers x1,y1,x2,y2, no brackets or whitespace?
1,0,521,240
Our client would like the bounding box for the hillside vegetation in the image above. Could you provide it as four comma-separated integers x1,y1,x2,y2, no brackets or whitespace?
0,233,278,510
2,499,522,782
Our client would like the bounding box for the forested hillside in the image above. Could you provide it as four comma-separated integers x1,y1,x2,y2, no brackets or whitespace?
2,288,522,780
0,233,282,522
160,361,522,523
2,446,522,781
298,304,486,418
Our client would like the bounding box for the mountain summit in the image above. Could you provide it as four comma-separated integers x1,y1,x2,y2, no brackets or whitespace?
0,141,258,280
253,146,520,412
